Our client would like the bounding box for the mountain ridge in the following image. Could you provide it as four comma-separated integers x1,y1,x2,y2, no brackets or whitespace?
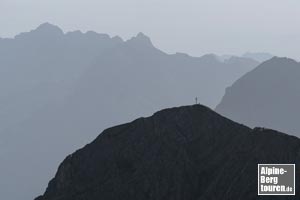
36,104,300,200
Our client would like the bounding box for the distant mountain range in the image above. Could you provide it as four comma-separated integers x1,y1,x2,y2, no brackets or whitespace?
216,57,300,136
242,52,274,62
36,105,300,200
217,52,274,63
0,23,259,200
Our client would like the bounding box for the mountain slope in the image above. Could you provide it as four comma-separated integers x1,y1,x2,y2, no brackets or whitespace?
36,105,300,200
216,57,300,136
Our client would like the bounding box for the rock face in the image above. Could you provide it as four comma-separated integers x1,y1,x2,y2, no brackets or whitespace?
36,105,300,200
216,57,300,137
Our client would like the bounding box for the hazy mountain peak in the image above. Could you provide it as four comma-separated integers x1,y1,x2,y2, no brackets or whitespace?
136,32,148,38
15,22,63,39
200,54,221,63
112,35,124,43
65,30,83,36
64,30,124,44
225,56,257,64
34,22,64,35
201,53,218,59
260,56,299,69
126,32,153,47
267,56,296,63
85,31,110,39
242,52,274,62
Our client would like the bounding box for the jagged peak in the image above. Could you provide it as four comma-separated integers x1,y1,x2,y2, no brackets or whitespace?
34,22,64,35
15,22,63,39
65,30,123,43
136,32,149,38
262,56,299,66
242,52,274,62
126,32,154,47
225,55,258,64
112,35,124,43
85,31,110,39
13,23,125,44
65,30,83,36
268,56,296,62
199,54,221,63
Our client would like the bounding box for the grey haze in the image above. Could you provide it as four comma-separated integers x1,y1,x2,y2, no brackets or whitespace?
0,24,258,200
1,0,300,59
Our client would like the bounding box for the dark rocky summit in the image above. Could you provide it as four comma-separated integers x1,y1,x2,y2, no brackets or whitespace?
36,105,300,200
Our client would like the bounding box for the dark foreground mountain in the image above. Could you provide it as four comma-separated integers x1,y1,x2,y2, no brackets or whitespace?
216,57,300,137
36,105,300,200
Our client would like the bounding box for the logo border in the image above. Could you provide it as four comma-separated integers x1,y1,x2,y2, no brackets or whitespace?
258,164,295,196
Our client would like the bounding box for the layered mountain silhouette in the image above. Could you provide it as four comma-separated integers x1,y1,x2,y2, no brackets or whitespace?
216,57,300,136
36,105,300,200
0,24,259,200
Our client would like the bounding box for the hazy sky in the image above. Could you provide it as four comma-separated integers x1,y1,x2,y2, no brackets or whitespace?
1,0,299,59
